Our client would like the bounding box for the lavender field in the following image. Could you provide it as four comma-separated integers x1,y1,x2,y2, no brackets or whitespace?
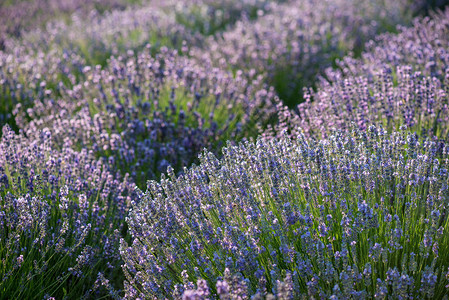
1,0,449,299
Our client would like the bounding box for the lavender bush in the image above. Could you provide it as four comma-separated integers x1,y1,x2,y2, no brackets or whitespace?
191,0,422,108
7,5,204,66
122,125,449,299
0,126,136,298
0,46,86,130
15,46,278,187
0,3,201,130
273,65,449,142
0,0,279,130
0,0,143,50
271,9,449,141
2,0,285,69
324,9,449,84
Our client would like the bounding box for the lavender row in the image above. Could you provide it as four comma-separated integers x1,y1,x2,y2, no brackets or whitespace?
323,9,449,85
274,65,449,141
0,0,423,131
191,0,422,108
0,0,282,130
0,3,202,130
271,9,449,141
0,125,136,298
122,125,449,299
0,0,140,50
2,0,288,64
4,4,203,64
15,46,278,187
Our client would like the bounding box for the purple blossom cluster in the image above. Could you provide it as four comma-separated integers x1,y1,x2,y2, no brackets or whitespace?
0,2,203,129
324,9,449,83
190,0,422,107
6,4,204,63
282,65,449,141
15,46,278,186
2,0,286,63
0,0,134,50
122,125,449,299
271,9,449,141
0,125,135,298
0,0,279,130
0,45,86,128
